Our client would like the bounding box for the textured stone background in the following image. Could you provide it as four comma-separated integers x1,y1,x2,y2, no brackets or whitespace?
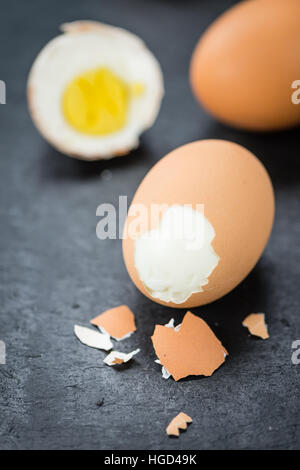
0,0,299,450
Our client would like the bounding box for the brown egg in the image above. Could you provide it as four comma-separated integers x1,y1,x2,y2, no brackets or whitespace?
122,140,275,308
190,0,300,131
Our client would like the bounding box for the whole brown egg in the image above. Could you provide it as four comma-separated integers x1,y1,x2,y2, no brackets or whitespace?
190,0,300,131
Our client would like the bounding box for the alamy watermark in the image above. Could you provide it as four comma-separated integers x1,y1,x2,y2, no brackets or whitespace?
291,80,300,104
96,196,206,246
291,340,300,365
0,80,6,104
0,340,6,364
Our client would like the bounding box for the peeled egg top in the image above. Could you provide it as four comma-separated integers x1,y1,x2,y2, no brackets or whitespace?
122,140,275,308
190,0,300,131
27,21,164,160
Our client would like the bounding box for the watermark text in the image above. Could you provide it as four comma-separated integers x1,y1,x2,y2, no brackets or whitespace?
291,80,300,104
291,340,300,365
0,80,6,104
0,340,6,364
96,196,206,246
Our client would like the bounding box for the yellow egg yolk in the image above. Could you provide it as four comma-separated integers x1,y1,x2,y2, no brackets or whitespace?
62,67,144,136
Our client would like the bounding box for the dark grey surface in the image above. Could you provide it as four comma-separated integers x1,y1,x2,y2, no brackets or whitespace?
0,0,299,450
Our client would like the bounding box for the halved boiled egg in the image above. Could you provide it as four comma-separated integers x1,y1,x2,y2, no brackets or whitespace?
27,21,164,160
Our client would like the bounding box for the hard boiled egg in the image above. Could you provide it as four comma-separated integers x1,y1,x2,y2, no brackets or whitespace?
27,21,164,160
190,0,300,131
123,140,275,308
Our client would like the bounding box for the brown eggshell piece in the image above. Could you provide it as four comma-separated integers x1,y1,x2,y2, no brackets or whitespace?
90,305,136,340
166,412,193,437
112,358,124,365
151,311,228,381
242,313,269,339
190,0,300,131
122,140,275,308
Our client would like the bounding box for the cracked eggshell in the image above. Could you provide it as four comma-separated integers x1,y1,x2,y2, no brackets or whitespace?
122,140,275,308
27,20,164,160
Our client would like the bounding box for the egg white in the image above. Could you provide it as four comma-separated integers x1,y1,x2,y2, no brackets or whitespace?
27,21,164,160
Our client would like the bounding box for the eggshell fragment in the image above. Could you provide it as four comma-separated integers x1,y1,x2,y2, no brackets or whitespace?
90,305,136,340
151,311,228,381
166,412,193,437
74,325,113,351
154,318,180,379
154,359,171,380
60,20,105,34
164,318,181,331
242,313,269,340
103,348,140,366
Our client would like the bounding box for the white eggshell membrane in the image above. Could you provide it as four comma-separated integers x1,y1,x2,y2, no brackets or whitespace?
154,318,181,379
27,21,164,159
134,205,219,304
103,348,140,366
74,324,113,351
